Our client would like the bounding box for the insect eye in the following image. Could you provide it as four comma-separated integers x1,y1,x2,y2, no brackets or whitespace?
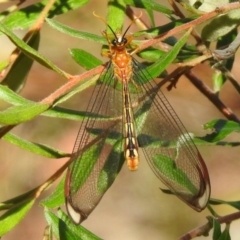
112,39,117,45
122,38,127,44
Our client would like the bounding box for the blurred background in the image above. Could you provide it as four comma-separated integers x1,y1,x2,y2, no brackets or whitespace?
0,0,240,239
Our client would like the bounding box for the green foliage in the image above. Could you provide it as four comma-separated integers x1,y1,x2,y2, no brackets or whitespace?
0,0,240,239
0,198,35,236
44,208,102,240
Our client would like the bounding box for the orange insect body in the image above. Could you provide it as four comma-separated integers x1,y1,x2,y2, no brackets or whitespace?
104,30,139,170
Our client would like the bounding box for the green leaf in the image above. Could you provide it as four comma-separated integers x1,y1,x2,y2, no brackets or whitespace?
69,140,105,195
70,49,102,70
124,0,173,15
213,70,225,93
202,119,240,142
43,107,88,121
199,0,240,41
46,18,106,44
0,199,34,236
193,136,240,147
212,218,221,240
153,154,198,195
44,209,102,240
135,97,156,134
1,0,89,34
218,224,231,240
41,177,65,208
97,139,124,194
202,14,240,42
2,133,68,158
0,59,9,72
192,0,240,42
86,127,121,143
106,0,126,32
1,32,40,92
0,85,30,105
0,22,68,78
0,188,36,210
134,18,193,38
44,107,109,121
137,48,165,62
209,198,240,210
146,8,155,28
145,28,191,81
66,128,124,206
0,102,49,125
0,86,99,121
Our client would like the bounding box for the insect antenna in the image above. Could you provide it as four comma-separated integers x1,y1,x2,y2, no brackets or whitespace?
93,11,143,40
93,11,118,39
122,12,142,39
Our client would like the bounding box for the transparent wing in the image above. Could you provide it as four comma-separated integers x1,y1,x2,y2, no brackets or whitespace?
65,63,125,224
132,59,211,211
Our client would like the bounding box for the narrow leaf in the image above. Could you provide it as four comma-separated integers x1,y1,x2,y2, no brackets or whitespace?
193,136,240,147
2,133,68,158
0,102,49,125
106,0,126,32
0,85,30,105
97,140,124,194
213,70,225,93
0,199,34,236
46,18,106,44
70,141,105,195
218,224,231,240
153,154,197,194
134,18,193,38
0,189,36,210
1,0,90,34
202,119,240,142
70,49,102,70
1,32,40,92
0,86,99,121
209,198,240,210
146,28,191,80
0,59,9,72
137,48,165,62
124,0,173,15
44,209,102,240
212,218,221,240
41,177,65,208
0,22,68,78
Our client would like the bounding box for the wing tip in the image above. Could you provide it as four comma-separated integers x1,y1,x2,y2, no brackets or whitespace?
196,180,211,211
66,200,86,224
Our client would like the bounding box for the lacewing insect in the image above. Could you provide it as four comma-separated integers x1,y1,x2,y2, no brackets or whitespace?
65,13,211,224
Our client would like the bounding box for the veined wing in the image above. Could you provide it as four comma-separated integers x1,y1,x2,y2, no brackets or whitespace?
132,59,211,211
65,63,125,224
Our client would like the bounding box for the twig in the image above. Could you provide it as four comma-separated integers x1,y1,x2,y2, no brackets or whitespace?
185,70,240,122
179,211,240,239
167,0,202,44
41,65,104,105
